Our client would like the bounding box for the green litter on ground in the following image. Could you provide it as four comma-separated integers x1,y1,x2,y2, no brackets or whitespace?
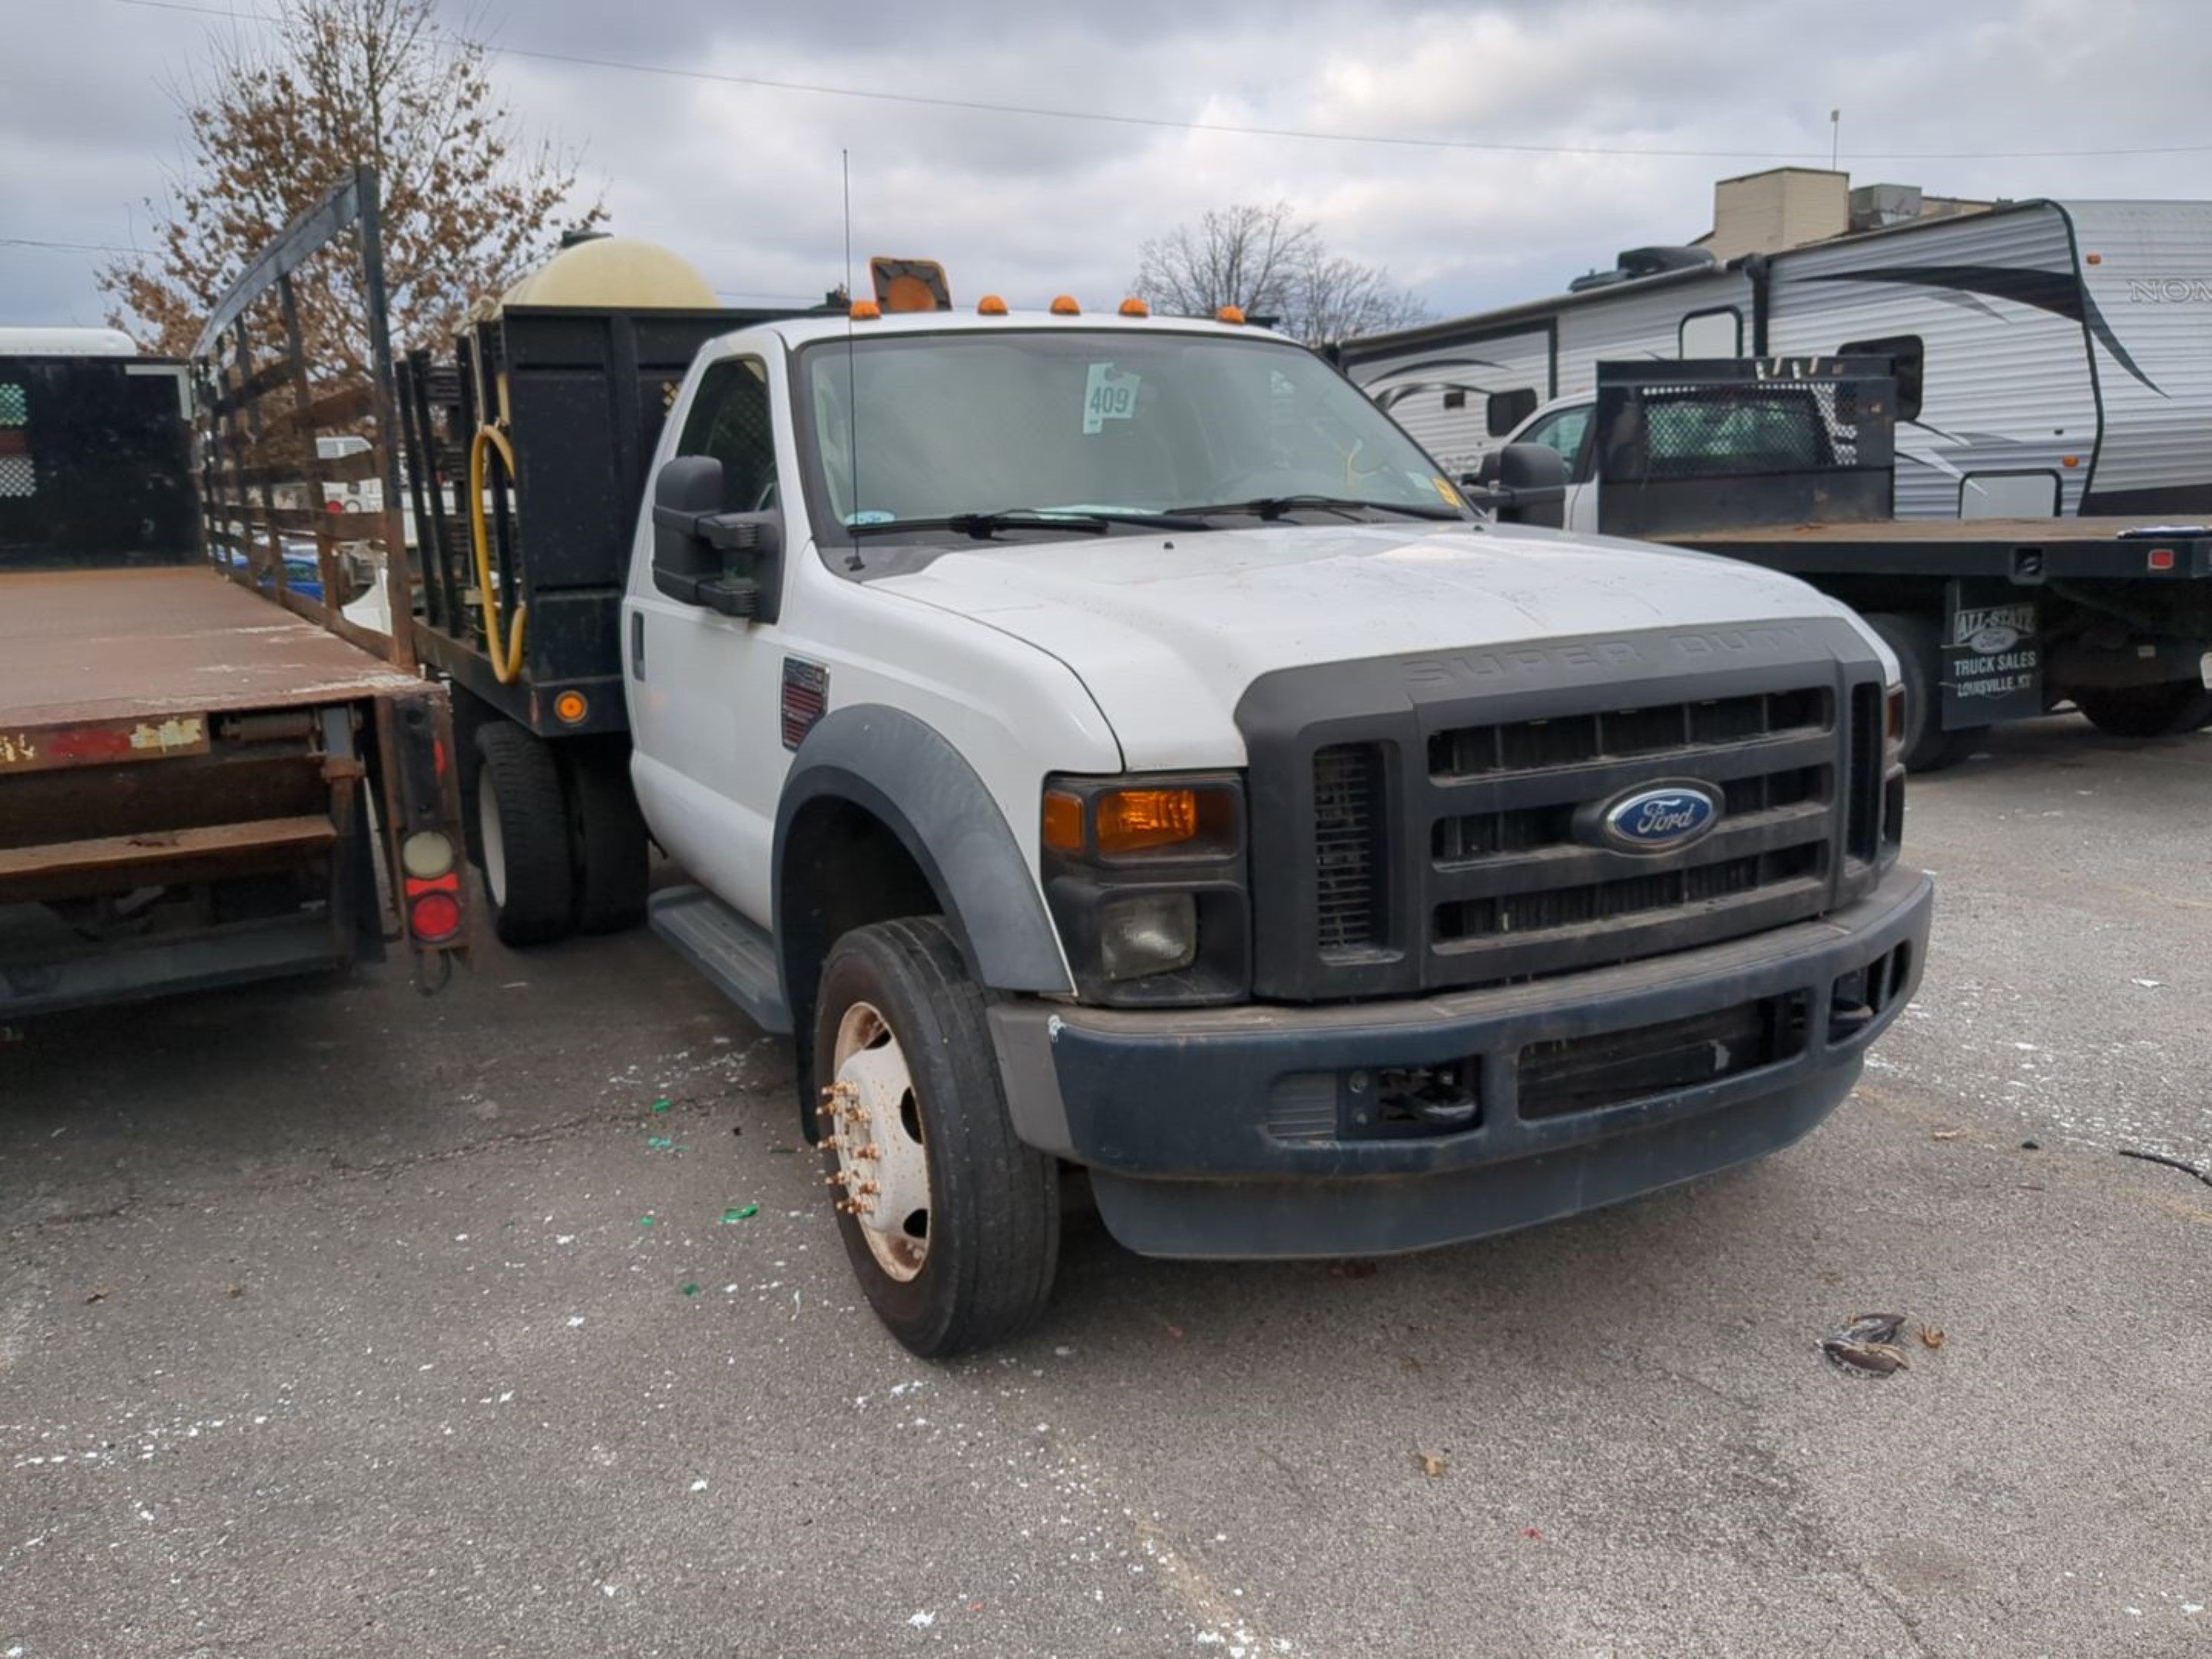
646,1135,674,1151
680,1282,700,1297
720,1204,759,1224
639,1214,657,1228
651,1098,672,1114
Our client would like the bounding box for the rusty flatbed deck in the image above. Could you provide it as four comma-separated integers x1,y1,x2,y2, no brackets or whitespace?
0,566,422,729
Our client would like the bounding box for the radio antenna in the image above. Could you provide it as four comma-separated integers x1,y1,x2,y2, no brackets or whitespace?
843,148,862,564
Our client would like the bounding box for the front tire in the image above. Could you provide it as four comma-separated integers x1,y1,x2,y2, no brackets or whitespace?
812,918,1060,1357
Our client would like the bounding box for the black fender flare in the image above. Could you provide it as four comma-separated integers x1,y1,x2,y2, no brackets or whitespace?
773,704,1073,1002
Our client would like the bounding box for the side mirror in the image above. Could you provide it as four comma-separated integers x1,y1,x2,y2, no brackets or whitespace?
1459,444,1568,526
1492,442,1567,529
1486,387,1539,438
650,455,783,622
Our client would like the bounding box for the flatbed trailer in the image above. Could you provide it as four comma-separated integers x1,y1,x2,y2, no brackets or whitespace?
1581,359,2212,765
0,168,469,1017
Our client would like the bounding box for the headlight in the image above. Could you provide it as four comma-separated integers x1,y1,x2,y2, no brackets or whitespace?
1039,773,1248,1006
1099,892,1197,980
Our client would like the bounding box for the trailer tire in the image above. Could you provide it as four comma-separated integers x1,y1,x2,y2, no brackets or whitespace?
812,917,1060,1358
473,722,576,946
566,743,650,935
1865,611,1981,772
2073,681,2212,739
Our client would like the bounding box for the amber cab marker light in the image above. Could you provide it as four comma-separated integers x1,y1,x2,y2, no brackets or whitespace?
2086,252,2103,264
553,689,588,725
1050,295,1081,316
978,294,1009,316
1118,296,1151,317
849,298,882,320
1096,787,1200,855
1217,305,1247,325
1042,790,1085,853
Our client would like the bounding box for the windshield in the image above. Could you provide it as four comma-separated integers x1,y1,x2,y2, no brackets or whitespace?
799,329,1462,537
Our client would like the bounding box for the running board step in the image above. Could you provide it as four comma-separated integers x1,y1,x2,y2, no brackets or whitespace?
648,885,792,1035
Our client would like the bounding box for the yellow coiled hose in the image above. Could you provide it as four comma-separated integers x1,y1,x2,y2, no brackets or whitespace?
469,424,528,684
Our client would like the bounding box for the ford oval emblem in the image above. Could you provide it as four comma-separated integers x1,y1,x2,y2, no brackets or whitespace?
1597,783,1720,854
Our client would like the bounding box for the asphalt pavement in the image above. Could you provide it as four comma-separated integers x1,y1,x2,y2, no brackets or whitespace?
3,713,2209,1658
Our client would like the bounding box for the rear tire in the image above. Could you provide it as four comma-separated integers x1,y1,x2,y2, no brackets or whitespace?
473,722,576,946
565,742,649,935
812,917,1060,1357
1864,611,1982,772
2073,681,2212,739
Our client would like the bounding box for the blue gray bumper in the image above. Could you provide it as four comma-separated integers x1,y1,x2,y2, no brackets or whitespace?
988,869,1932,1258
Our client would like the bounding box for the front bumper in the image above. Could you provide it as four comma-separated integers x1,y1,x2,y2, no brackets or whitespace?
988,866,1932,1258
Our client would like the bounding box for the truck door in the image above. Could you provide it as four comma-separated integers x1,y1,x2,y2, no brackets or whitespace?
624,353,791,922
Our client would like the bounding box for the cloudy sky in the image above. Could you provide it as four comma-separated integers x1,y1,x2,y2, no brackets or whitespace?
5,0,2208,333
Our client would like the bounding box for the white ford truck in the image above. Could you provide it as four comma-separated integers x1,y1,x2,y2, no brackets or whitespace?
399,240,1932,1356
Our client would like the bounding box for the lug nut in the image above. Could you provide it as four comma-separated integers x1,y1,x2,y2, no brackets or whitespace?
826,1171,854,1187
855,1143,882,1161
856,1180,881,1196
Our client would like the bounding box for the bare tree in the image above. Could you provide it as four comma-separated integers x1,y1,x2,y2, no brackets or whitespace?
101,0,604,359
1134,202,1427,345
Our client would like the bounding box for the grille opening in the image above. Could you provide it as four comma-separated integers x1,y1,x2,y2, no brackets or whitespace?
1429,687,1832,782
1720,765,1822,817
1432,803,1575,863
1883,773,1905,849
1313,742,1386,955
1518,992,1810,1121
1830,940,1912,1042
1374,1063,1481,1131
1435,841,1825,943
1845,681,1883,862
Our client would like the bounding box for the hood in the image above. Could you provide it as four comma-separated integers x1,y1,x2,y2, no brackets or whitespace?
869,521,1876,769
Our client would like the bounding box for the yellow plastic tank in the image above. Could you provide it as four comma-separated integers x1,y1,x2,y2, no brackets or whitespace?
495,236,720,312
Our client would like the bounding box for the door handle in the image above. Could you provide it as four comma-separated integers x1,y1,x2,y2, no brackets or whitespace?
631,611,645,680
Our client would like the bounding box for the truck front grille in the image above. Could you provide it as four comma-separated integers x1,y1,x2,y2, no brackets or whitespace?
1418,688,1837,985
1240,625,1896,1003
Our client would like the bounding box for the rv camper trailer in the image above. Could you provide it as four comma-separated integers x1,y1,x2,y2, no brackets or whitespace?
1341,197,2212,521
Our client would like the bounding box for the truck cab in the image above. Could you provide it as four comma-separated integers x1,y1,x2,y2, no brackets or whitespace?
614,296,1932,1355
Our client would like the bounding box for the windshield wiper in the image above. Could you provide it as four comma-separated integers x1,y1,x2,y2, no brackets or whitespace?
1167,493,1464,523
851,507,1204,538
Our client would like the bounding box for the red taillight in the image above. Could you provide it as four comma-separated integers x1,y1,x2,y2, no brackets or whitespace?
2148,547,2176,571
405,870,464,942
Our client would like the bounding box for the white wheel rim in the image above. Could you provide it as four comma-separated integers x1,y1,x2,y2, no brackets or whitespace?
827,1001,931,1281
477,768,507,906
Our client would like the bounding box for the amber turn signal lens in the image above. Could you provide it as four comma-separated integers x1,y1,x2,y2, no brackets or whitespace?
1886,686,1907,750
1042,789,1085,852
554,689,589,724
1095,788,1199,854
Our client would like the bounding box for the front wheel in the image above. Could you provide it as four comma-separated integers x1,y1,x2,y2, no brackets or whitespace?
2073,680,2212,738
813,917,1060,1357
